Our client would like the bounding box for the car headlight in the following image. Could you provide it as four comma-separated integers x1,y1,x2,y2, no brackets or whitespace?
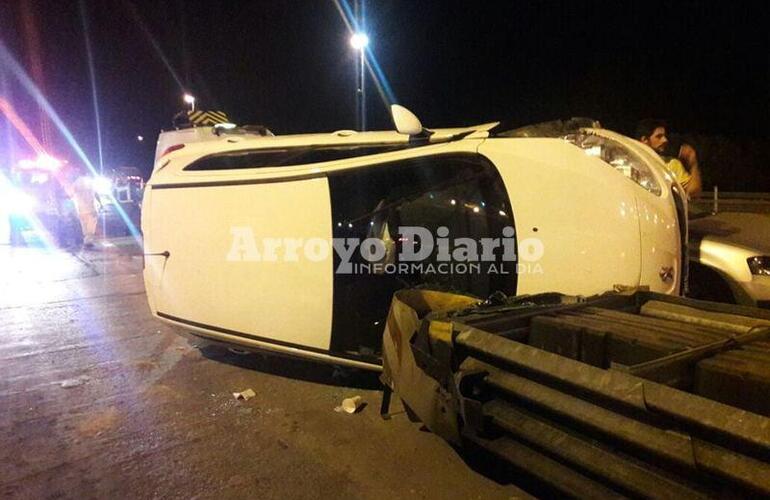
747,256,770,276
565,133,662,196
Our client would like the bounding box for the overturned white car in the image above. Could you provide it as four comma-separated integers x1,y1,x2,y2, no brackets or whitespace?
142,106,687,369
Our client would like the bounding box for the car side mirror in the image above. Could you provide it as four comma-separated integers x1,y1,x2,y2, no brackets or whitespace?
391,105,424,136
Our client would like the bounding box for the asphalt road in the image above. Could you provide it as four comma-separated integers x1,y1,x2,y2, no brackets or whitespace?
0,240,525,499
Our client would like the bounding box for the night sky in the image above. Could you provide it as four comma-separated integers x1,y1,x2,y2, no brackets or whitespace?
1,1,768,188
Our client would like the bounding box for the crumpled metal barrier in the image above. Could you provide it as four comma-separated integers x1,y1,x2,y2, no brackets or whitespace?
381,289,478,442
382,288,770,498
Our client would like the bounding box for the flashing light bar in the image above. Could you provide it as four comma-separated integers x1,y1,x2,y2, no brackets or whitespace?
17,154,64,172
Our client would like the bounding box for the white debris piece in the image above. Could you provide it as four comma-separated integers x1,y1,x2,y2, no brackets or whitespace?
60,375,91,388
338,396,364,414
233,388,256,401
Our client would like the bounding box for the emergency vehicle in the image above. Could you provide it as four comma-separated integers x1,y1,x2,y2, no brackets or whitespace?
3,155,81,247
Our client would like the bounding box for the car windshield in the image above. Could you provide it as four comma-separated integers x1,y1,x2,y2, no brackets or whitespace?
494,117,600,138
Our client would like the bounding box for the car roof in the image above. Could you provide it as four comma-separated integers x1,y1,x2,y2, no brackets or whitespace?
156,122,500,162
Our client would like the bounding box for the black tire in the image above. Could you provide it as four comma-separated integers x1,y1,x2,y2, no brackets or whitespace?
687,262,737,304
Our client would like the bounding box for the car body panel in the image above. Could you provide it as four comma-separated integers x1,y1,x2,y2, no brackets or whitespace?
143,125,684,368
596,129,684,295
144,176,334,351
478,138,643,296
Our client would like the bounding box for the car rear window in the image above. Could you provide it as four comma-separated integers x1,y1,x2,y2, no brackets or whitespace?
184,143,413,171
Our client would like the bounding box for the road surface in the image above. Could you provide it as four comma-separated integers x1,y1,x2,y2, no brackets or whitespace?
0,239,525,499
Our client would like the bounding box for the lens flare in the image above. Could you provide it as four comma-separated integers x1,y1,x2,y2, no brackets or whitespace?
332,0,398,110
0,38,141,241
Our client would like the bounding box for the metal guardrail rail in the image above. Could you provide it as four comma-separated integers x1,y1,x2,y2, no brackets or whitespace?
690,190,770,214
384,290,770,498
693,192,770,200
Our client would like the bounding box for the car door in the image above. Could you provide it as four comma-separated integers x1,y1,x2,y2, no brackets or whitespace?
145,176,334,351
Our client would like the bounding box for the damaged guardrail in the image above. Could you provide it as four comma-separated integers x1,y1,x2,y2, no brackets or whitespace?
381,289,770,498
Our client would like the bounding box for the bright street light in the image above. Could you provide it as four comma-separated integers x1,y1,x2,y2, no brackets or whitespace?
183,93,196,112
349,32,369,50
350,32,369,131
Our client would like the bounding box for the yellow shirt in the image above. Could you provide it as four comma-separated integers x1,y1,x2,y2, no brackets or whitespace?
666,158,692,189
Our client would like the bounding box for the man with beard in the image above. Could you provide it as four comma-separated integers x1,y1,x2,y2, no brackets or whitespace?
636,119,702,196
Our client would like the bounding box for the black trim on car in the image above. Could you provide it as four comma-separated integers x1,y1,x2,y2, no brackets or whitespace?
148,152,481,190
157,311,382,365
672,185,689,294
149,172,326,190
183,143,415,171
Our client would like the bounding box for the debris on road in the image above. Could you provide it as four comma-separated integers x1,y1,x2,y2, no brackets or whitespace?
233,388,256,401
336,396,364,414
60,375,91,388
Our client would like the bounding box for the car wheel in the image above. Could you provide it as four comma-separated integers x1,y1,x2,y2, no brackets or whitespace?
687,262,737,304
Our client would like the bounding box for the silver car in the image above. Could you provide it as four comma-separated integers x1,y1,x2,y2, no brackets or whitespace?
689,210,770,308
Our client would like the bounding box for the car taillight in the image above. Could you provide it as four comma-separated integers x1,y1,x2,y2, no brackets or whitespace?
160,144,185,157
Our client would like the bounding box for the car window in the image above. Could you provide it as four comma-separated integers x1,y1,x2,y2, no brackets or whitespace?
184,143,414,171
327,153,516,356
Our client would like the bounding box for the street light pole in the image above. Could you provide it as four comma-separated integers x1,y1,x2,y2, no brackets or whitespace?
359,46,366,131
349,33,369,131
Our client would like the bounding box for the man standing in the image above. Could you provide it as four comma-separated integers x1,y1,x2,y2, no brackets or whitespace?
64,165,98,249
636,119,702,196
